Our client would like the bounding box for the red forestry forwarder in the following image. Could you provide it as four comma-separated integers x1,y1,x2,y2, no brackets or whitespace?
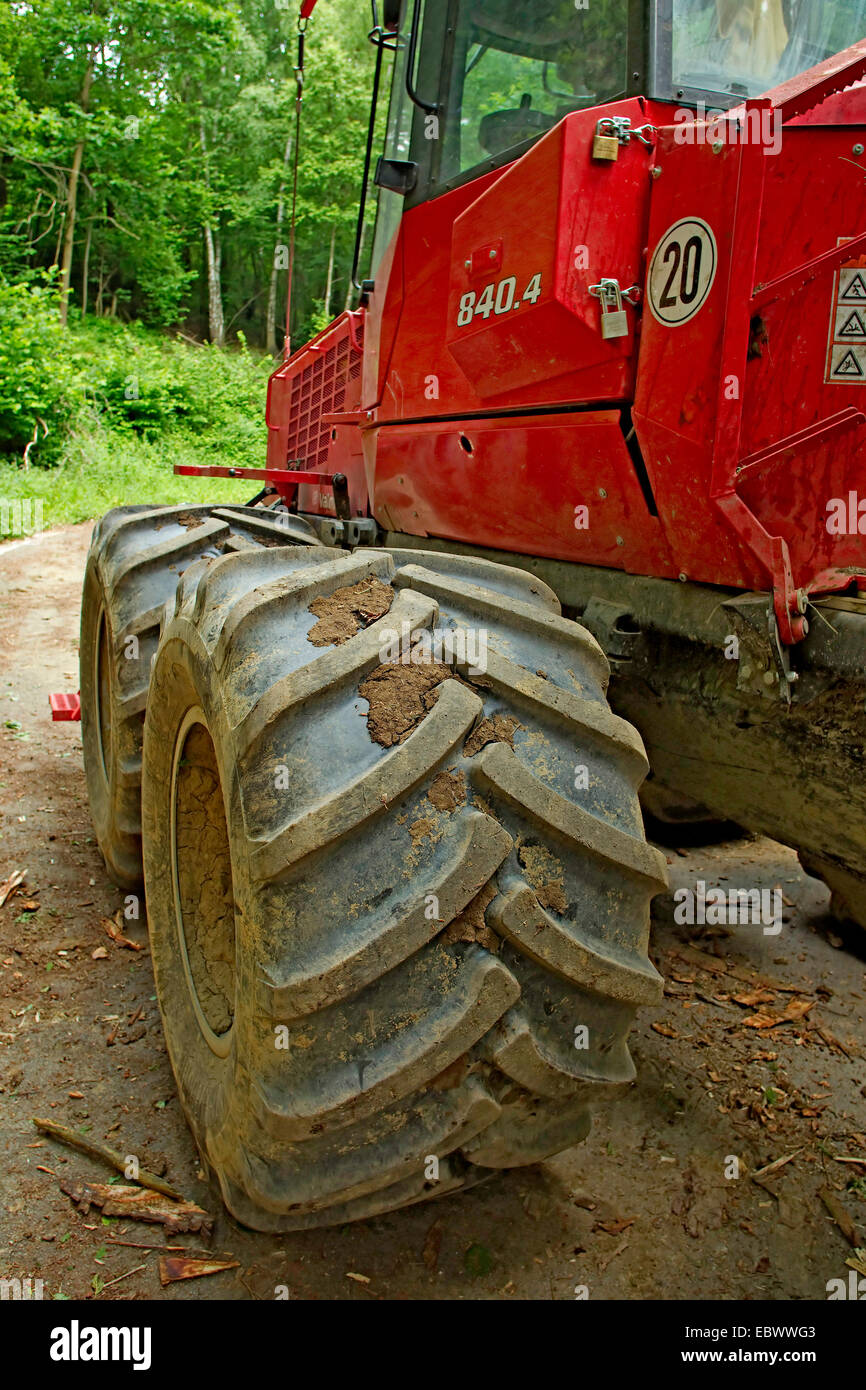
62,1,866,1229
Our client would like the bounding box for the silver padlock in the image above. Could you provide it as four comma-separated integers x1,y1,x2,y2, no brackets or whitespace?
590,278,628,339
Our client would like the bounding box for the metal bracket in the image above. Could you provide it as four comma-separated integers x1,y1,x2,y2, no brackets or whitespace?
596,116,656,148
720,593,799,703
373,156,418,196
580,597,646,675
768,607,799,705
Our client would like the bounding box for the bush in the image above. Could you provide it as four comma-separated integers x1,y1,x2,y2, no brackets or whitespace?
0,285,273,472
72,319,271,465
0,277,85,461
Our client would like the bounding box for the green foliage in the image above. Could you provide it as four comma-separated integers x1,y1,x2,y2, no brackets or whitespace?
0,277,270,468
0,0,373,349
75,318,271,460
0,422,254,528
0,288,269,527
0,276,84,460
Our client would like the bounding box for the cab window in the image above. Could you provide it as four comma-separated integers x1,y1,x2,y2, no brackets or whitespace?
438,0,630,184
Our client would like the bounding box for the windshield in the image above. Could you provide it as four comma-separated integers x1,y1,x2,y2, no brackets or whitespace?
438,0,629,183
658,0,866,101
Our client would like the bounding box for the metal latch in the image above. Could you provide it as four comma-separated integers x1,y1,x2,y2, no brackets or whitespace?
589,278,641,339
592,116,657,161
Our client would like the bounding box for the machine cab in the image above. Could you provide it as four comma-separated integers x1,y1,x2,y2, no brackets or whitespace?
367,0,866,280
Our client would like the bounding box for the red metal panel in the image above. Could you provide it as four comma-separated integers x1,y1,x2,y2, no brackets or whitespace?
445,102,652,403
371,411,676,573
745,127,866,452
752,37,866,123
371,170,505,420
634,89,866,606
788,81,866,125
377,99,656,421
252,51,866,637
266,311,367,515
624,126,763,588
360,219,405,413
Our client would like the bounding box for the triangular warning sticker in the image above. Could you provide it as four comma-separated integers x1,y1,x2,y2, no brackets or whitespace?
838,309,866,338
832,349,865,377
840,271,866,301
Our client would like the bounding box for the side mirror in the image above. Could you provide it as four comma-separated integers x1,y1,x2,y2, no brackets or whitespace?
373,156,418,195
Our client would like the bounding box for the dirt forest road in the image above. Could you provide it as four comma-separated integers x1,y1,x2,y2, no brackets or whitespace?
1,523,865,1302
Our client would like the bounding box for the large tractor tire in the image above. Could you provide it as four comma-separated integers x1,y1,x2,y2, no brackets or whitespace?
799,852,866,932
140,542,667,1229
79,504,319,888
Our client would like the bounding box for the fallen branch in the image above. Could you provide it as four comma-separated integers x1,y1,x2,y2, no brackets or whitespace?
60,1178,212,1236
102,913,144,951
668,945,801,993
107,1238,191,1252
813,1025,854,1060
101,1263,146,1289
598,1236,630,1273
32,1116,183,1201
751,1149,803,1182
0,869,26,908
159,1256,239,1286
819,1185,860,1247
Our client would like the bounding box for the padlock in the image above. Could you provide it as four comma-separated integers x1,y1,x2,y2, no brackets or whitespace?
593,132,619,161
590,279,629,339
592,119,619,161
601,302,628,338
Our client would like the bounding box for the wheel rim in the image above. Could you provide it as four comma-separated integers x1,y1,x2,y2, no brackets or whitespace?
94,605,113,784
170,707,237,1057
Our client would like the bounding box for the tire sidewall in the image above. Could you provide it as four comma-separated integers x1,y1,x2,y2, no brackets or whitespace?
142,624,252,1171
79,553,142,888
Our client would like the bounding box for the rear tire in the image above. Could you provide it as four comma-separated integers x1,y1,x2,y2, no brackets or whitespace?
799,852,866,930
640,779,745,846
79,504,319,888
141,543,666,1229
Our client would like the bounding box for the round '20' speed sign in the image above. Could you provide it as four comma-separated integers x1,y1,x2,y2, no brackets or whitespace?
647,217,718,326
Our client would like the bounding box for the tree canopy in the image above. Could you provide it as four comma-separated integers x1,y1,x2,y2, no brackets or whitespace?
0,0,377,350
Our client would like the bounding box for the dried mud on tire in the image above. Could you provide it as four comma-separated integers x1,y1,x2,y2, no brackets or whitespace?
140,541,666,1230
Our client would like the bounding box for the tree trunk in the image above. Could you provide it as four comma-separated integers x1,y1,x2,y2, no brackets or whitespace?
81,218,93,317
53,212,65,271
324,223,336,323
203,221,224,346
266,132,293,357
98,270,114,316
59,51,95,327
199,115,225,346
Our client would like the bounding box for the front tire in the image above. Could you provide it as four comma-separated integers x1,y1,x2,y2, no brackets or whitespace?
142,544,667,1229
